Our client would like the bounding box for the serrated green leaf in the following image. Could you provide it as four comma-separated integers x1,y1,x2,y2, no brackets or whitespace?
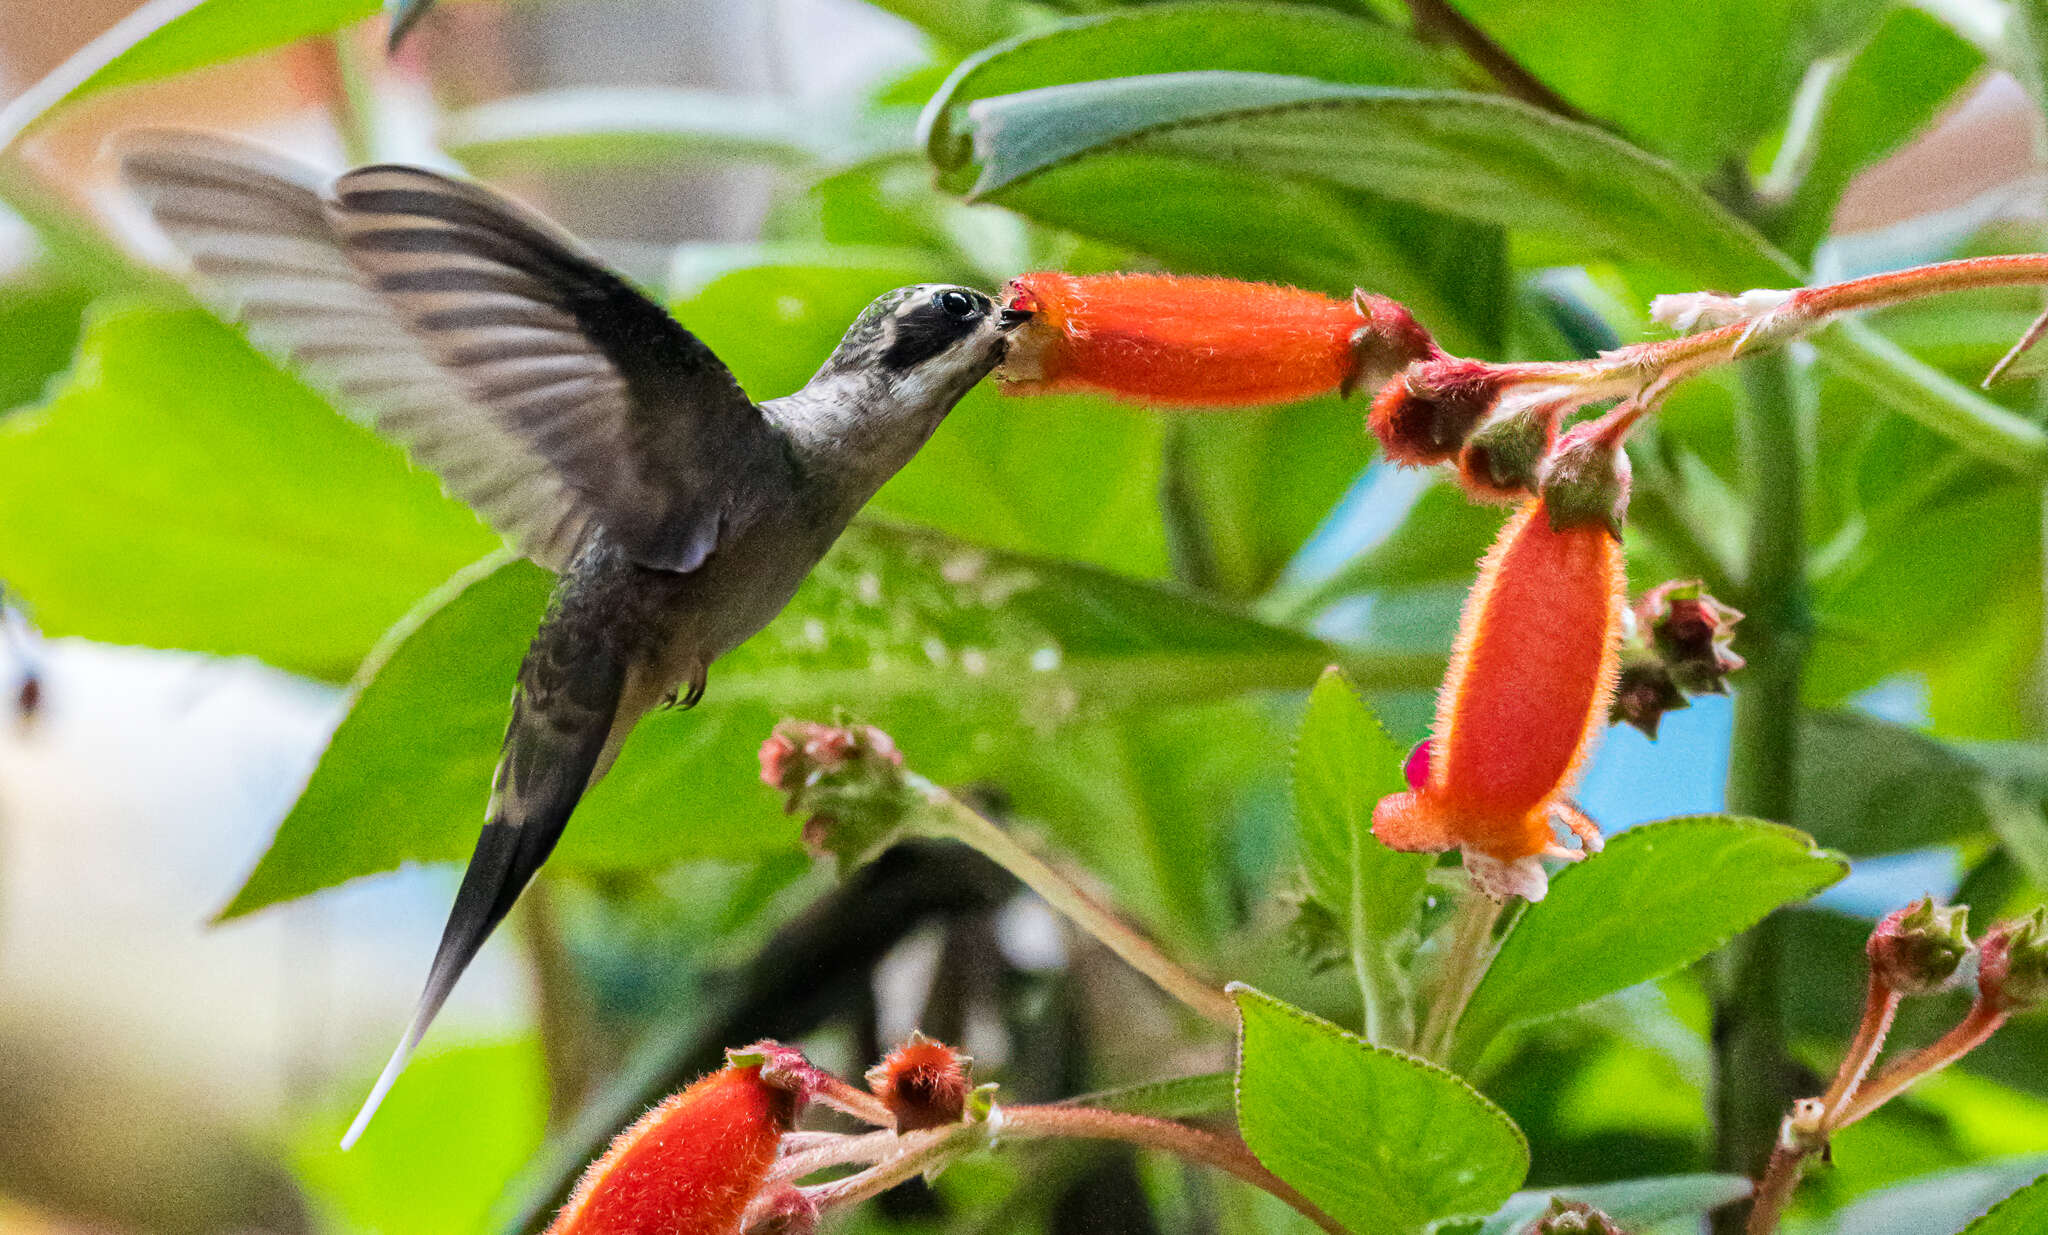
1234,986,1528,1235
0,303,496,681
1961,1171,2048,1234
224,523,1423,917
1294,668,1430,1042
1453,816,1847,1070
0,0,379,153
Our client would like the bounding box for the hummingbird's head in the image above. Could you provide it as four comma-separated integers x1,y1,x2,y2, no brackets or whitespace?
783,283,1032,488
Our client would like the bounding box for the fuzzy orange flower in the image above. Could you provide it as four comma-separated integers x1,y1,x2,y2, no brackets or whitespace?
997,272,1434,407
1372,498,1625,900
548,1063,798,1235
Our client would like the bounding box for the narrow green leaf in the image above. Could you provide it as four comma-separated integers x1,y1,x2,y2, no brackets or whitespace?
963,74,1794,289
0,0,379,153
443,88,901,173
1233,986,1529,1235
1477,1174,1752,1235
223,524,1410,918
921,2,1457,171
1961,1171,2048,1234
1814,1156,2048,1235
0,304,496,681
1453,816,1847,1070
1773,8,1982,259
1293,668,1430,1040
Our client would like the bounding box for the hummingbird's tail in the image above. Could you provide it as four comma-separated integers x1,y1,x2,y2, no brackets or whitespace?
343,625,630,1148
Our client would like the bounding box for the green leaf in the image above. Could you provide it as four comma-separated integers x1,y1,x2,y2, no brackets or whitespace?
1061,1072,1234,1119
1476,1173,1753,1235
959,74,1794,289
1293,668,1431,1041
1453,816,1847,1070
0,303,496,681
1233,986,1528,1235
920,2,1457,170
1794,710,2011,856
224,523,1414,917
1772,7,1982,259
1962,1171,2048,1234
1812,1156,2048,1235
294,1039,546,1235
0,0,378,153
0,267,93,413
1447,0,1885,173
443,88,902,173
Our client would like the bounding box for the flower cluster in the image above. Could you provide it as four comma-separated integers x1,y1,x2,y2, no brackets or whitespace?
1611,581,1745,738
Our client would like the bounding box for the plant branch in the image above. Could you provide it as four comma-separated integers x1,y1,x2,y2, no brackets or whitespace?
1402,0,1592,124
1712,352,1811,1235
904,775,1239,1028
1000,1105,1350,1235
1833,1002,2008,1129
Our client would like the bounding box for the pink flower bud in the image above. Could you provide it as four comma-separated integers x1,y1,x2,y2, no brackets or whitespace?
1868,899,1971,997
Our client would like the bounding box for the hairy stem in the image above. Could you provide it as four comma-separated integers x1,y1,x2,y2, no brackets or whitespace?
906,775,1239,1027
1818,978,1901,1132
1834,1003,2008,1129
1001,1105,1349,1235
1712,353,1812,1235
1416,890,1505,1063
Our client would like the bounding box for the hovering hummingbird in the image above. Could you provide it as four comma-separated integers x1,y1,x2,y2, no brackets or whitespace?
118,131,1030,1146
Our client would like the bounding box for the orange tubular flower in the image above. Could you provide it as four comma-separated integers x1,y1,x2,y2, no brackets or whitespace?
1372,498,1625,901
549,1063,799,1235
998,272,1434,407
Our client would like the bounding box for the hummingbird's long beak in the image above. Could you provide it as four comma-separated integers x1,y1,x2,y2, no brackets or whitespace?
999,306,1034,331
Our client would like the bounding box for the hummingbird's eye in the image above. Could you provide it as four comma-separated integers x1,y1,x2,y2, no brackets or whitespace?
935,289,982,320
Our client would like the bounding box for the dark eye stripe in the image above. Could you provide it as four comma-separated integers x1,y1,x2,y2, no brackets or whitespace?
882,309,977,370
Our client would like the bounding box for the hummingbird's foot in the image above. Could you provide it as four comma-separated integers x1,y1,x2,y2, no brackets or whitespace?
666,663,708,710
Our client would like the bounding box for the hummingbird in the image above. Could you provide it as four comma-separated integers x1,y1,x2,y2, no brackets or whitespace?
117,130,1030,1146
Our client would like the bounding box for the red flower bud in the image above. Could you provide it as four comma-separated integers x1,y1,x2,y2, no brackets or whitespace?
1456,396,1564,502
1868,899,1971,997
1367,356,1509,467
548,1063,800,1235
1979,910,2048,1014
865,1034,973,1132
997,273,1434,407
1608,580,1745,737
1372,498,1625,900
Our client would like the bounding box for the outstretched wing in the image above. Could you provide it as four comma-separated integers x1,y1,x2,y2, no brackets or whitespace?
117,130,794,573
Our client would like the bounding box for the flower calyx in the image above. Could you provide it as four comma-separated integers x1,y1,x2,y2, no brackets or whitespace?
1534,1197,1629,1235
760,720,912,871
1537,416,1633,537
866,1034,975,1133
1609,580,1745,738
1869,899,1972,998
1979,909,2048,1014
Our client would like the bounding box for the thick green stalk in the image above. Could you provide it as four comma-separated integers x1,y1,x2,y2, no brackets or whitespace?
1712,353,1813,1235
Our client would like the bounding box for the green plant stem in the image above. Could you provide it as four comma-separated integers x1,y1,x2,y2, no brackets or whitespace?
1712,352,1813,1235
1353,902,1415,1050
328,33,381,166
1415,889,1505,1063
905,774,1239,1027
